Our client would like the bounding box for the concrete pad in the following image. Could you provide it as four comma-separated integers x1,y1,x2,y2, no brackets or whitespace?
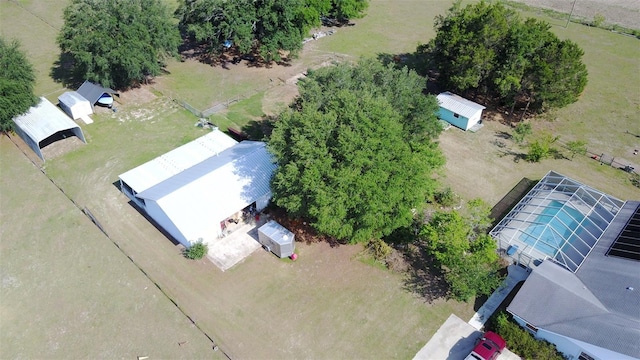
413,314,520,360
206,222,261,271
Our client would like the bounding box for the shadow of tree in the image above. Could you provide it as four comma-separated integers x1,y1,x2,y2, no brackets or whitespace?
400,242,449,302
50,52,85,89
496,148,527,163
241,116,276,141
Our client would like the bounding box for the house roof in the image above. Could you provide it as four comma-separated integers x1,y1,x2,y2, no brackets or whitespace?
437,91,485,119
508,201,640,358
13,97,86,145
136,141,277,242
76,80,117,106
118,129,237,194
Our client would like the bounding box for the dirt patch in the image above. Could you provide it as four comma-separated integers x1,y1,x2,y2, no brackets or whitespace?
513,0,640,29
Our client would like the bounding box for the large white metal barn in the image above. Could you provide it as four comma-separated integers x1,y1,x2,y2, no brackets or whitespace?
119,129,277,249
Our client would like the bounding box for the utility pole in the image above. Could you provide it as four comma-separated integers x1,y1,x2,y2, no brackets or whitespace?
565,0,578,28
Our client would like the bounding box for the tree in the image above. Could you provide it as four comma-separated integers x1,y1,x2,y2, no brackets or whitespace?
424,1,587,113
526,133,560,162
420,206,503,302
269,59,443,243
0,38,38,133
512,122,532,144
565,140,587,160
57,0,181,89
175,0,368,62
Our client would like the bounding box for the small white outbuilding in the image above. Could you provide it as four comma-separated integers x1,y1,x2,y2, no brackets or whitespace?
257,221,295,258
58,91,93,124
437,91,486,131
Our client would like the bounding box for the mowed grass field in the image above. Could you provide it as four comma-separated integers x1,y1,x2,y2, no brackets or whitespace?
1,0,639,358
0,136,221,359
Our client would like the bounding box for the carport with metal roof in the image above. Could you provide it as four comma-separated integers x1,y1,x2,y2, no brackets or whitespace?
12,97,86,161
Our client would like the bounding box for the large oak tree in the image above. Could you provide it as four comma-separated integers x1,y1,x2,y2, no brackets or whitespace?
0,38,38,133
425,1,588,113
57,0,181,89
175,0,368,62
268,59,443,243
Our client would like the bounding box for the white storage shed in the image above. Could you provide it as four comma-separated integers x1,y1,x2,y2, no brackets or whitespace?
58,91,93,124
437,92,486,131
257,221,295,258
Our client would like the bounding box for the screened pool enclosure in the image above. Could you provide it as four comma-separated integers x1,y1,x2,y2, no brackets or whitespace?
490,171,624,272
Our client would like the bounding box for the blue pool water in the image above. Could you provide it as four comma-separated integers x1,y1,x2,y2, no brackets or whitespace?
520,200,586,257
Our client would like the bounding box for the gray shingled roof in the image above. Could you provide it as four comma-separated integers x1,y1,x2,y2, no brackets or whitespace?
508,201,640,358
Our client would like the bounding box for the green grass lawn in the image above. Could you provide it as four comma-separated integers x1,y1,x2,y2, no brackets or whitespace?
2,0,640,358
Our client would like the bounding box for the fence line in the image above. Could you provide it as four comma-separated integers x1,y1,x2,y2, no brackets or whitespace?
151,51,348,120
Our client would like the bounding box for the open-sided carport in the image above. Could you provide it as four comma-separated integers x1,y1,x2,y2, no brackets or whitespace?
12,97,86,161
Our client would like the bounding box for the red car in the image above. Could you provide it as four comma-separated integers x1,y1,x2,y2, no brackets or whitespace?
465,331,507,360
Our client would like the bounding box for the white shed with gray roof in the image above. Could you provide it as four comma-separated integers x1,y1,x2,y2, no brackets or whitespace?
12,97,86,161
437,92,485,131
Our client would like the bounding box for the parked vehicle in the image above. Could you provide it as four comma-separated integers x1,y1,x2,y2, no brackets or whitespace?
465,331,507,360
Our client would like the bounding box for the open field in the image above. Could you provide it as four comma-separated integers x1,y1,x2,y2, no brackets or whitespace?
1,0,639,358
0,136,220,359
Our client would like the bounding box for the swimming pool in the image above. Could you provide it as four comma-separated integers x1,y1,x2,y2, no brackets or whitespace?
519,200,586,257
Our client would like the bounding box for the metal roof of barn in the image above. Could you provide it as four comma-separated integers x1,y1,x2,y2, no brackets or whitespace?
135,141,277,243
436,91,485,119
118,129,237,194
13,97,86,146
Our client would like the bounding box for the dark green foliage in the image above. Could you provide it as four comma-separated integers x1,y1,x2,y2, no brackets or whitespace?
184,242,208,260
0,38,38,132
175,0,368,62
57,0,181,89
434,187,457,207
420,200,503,301
489,312,564,360
512,122,532,144
426,1,588,113
269,59,443,243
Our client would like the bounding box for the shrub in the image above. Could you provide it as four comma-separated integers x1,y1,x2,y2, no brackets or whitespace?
631,173,640,189
369,238,393,263
184,241,208,260
435,187,457,207
489,312,564,360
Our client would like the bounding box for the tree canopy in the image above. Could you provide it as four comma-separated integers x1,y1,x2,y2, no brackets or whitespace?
424,1,587,113
268,59,443,243
175,0,368,62
420,200,503,301
0,38,38,133
57,0,181,89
